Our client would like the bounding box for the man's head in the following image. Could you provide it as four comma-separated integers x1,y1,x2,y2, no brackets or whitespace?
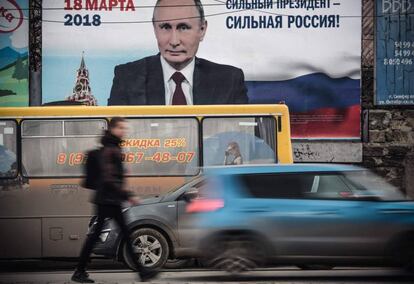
109,117,128,139
153,0,207,70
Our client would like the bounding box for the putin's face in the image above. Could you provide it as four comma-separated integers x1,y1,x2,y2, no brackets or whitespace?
153,0,207,70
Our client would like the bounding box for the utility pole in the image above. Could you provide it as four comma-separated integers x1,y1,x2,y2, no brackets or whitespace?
29,0,42,106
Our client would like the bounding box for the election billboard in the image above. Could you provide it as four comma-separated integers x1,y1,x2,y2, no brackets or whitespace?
42,0,361,139
376,0,414,105
0,0,29,107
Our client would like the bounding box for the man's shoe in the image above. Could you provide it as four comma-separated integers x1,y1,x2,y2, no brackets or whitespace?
139,270,159,282
71,270,95,283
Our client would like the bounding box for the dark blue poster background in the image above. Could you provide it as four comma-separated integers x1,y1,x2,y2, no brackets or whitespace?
376,0,414,105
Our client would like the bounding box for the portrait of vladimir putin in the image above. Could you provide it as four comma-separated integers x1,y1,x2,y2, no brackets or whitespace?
108,0,249,105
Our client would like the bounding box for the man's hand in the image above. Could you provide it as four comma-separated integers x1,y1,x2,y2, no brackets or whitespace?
129,196,141,205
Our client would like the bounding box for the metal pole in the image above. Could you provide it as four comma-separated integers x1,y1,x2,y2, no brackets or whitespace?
29,0,42,106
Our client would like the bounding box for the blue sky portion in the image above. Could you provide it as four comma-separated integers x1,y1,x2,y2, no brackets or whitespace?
43,53,152,105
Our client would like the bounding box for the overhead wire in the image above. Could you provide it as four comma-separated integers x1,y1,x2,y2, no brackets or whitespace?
1,0,409,24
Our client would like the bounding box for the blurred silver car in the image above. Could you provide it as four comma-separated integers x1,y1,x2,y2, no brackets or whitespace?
88,176,203,270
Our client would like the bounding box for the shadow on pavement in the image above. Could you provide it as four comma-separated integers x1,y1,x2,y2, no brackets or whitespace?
0,258,126,273
162,269,414,283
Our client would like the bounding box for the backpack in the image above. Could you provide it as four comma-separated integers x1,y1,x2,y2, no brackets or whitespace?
82,147,102,190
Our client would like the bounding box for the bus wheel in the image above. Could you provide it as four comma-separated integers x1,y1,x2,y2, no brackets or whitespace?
123,228,169,271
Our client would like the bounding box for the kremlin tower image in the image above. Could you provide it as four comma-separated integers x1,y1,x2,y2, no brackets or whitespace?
66,53,98,106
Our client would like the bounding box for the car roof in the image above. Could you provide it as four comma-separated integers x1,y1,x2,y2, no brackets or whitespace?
202,164,364,176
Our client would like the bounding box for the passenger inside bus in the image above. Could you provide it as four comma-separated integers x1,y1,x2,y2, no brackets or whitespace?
224,142,243,166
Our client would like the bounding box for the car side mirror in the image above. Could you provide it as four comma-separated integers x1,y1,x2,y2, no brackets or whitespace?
183,188,199,202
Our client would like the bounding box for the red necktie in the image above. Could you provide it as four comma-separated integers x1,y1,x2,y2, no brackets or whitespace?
171,72,187,105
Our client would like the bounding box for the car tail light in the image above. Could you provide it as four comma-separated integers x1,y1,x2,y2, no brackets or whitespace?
186,198,225,213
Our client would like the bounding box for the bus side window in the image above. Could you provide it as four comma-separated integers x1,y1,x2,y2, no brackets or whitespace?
21,119,107,177
202,116,277,166
124,118,199,176
0,120,18,179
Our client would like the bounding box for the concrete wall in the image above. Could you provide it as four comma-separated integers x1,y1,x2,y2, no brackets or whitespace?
293,142,362,163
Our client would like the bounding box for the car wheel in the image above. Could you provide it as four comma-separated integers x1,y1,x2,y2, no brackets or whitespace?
206,236,265,274
195,257,211,268
123,227,169,271
297,264,334,270
164,258,195,269
388,233,414,271
404,261,414,273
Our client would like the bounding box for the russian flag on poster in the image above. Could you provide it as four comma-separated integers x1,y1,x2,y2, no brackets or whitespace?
246,72,360,139
198,0,362,139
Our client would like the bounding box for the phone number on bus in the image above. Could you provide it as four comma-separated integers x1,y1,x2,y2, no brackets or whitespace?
57,151,196,166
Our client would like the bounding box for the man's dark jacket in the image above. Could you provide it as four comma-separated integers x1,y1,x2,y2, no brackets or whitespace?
108,55,249,105
94,131,131,205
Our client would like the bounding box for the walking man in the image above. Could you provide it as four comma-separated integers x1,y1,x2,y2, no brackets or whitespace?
72,117,158,283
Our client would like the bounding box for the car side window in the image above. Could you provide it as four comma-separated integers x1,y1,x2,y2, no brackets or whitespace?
240,174,314,199
305,174,353,199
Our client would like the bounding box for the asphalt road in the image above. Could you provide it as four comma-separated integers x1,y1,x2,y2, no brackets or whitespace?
1,263,414,284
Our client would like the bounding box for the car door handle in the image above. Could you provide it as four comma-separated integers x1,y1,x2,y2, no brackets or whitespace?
307,210,338,215
379,209,414,214
242,208,270,213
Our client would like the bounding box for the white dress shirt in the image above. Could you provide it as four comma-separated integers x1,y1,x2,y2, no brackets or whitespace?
160,56,195,105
